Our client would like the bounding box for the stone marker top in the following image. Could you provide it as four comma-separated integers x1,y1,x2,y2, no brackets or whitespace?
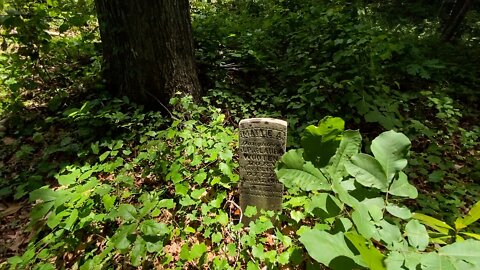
239,118,287,127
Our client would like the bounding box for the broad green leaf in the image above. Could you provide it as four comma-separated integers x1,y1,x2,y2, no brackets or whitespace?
56,169,81,186
190,243,207,260
247,261,259,270
455,201,480,231
431,236,450,245
7,254,23,269
219,162,232,176
388,172,418,198
112,140,123,151
276,149,330,191
385,251,405,270
158,199,175,209
117,204,138,222
421,240,480,270
193,170,207,185
346,153,387,191
405,220,429,251
460,232,480,240
403,252,424,270
99,151,110,162
111,224,136,250
299,229,364,269
31,201,55,221
361,198,385,222
191,188,206,200
334,218,353,232
332,179,360,208
306,193,343,218
102,194,116,210
249,219,273,234
145,240,162,254
244,206,257,218
439,239,480,265
370,130,410,181
219,149,233,161
412,213,452,235
345,231,386,270
280,149,304,168
47,210,70,229
64,209,78,230
327,130,362,180
175,183,188,196
456,235,464,242
421,253,459,270
386,251,423,270
301,117,344,168
217,211,229,226
140,220,169,236
179,244,190,260
36,263,55,270
291,210,305,222
352,205,377,239
378,220,404,249
30,187,58,202
386,203,412,219
131,238,146,266
91,142,100,154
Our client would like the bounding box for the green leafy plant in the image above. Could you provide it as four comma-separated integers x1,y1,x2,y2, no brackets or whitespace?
276,116,480,269
413,201,480,244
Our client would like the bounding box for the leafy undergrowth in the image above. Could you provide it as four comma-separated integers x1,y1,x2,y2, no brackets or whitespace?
191,0,480,226
1,0,480,269
1,97,480,269
1,95,242,269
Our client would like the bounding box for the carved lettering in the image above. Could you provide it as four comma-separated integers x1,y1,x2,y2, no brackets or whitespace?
238,118,287,223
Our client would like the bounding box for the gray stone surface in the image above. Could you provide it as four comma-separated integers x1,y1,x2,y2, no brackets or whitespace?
238,118,287,224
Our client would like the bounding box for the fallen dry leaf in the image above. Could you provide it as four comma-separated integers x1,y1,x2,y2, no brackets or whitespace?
2,137,16,145
0,203,23,217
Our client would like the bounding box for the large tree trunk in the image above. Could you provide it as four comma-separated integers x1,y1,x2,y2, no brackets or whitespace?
441,0,472,42
94,0,201,108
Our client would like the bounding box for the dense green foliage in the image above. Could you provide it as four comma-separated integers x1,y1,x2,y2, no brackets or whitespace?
278,117,480,269
1,0,479,269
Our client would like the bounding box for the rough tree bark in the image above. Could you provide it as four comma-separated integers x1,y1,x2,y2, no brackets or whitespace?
94,0,201,108
441,0,473,42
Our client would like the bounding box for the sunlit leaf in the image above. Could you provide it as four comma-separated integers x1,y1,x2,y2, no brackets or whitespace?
131,238,146,266
455,201,480,231
370,130,410,182
345,153,387,191
111,224,136,250
56,169,81,186
327,130,362,180
386,203,412,219
306,193,343,218
421,240,480,270
277,149,330,191
299,229,364,269
412,213,452,235
301,116,344,168
117,204,138,222
345,231,385,270
405,220,429,251
389,172,418,198
140,220,169,236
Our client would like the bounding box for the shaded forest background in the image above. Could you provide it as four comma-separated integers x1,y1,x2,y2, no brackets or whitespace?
0,0,479,269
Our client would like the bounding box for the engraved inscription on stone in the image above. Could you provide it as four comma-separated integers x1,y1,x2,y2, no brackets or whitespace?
238,118,287,224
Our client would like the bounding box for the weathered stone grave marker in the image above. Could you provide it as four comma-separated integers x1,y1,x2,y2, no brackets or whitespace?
238,118,287,224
